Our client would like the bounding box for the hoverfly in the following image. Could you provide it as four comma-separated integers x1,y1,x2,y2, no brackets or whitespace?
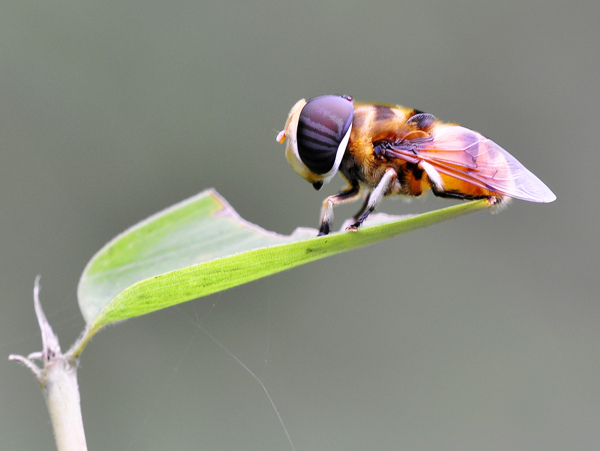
277,95,555,236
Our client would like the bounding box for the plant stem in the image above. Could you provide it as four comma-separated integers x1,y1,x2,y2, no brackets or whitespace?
42,355,87,451
9,277,87,451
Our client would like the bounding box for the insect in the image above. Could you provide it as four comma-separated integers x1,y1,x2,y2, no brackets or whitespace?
277,95,556,236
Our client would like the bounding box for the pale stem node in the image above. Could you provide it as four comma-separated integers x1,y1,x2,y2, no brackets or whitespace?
9,276,87,451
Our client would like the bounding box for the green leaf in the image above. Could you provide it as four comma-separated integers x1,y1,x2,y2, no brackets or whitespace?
72,189,489,356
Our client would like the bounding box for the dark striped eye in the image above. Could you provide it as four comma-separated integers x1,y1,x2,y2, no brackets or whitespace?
296,95,354,175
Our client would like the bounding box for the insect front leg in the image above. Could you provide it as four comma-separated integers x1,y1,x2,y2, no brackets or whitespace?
318,183,361,236
347,168,397,232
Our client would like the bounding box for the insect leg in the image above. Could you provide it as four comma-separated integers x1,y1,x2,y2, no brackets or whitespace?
418,160,496,202
418,161,444,193
347,168,396,232
318,183,361,236
351,191,372,222
430,188,497,202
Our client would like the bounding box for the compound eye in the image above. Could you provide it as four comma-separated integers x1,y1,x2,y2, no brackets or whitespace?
296,95,354,175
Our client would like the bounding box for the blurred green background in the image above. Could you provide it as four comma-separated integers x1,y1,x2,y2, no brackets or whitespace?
2,0,598,449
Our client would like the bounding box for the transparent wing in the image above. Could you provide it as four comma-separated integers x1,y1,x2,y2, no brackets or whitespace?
382,123,556,203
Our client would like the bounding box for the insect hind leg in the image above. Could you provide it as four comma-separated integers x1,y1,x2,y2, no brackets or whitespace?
429,185,497,202
417,160,498,203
